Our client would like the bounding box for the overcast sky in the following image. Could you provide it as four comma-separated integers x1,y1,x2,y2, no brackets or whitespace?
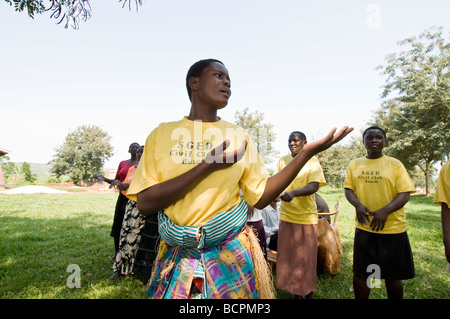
1,0,449,171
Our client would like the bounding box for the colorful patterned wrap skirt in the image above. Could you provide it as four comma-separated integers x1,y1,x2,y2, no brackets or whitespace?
147,199,260,299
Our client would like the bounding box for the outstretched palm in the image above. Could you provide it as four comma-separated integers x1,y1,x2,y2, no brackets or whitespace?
302,126,353,156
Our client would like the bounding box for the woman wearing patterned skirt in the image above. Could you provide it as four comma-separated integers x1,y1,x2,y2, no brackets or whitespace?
126,59,352,299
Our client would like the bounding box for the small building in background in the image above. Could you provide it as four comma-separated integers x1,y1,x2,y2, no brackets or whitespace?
0,147,10,189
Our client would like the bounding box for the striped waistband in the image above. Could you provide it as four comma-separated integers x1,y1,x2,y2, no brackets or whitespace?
158,198,248,249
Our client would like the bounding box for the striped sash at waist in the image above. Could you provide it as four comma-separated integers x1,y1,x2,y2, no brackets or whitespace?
158,198,248,249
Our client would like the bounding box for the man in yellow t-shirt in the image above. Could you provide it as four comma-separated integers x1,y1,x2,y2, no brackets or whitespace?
275,131,326,299
434,161,450,272
344,126,416,299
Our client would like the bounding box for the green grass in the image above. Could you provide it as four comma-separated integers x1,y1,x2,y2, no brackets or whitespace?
0,192,147,299
0,187,449,299
310,187,449,299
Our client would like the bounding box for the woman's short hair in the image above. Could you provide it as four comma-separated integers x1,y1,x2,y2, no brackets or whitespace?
186,59,224,101
289,131,307,141
363,126,386,139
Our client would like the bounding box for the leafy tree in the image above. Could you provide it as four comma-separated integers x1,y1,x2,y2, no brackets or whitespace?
50,125,113,185
373,26,450,194
234,107,280,170
4,0,142,29
317,134,366,187
0,156,19,181
20,162,37,183
1,158,49,185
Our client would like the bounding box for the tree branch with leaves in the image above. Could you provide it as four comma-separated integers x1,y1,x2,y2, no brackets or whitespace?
373,26,450,194
4,0,143,29
234,107,280,171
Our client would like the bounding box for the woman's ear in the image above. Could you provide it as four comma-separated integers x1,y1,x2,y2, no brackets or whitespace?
189,77,199,93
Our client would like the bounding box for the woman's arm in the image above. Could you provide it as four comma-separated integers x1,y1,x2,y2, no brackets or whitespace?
117,182,130,192
254,126,353,209
369,192,410,231
96,174,120,188
279,182,319,202
137,140,248,216
442,202,450,264
345,188,371,225
137,126,352,216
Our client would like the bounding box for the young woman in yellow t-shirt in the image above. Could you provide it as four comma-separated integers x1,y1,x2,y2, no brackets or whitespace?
344,126,416,299
127,59,353,299
434,161,450,272
275,131,326,299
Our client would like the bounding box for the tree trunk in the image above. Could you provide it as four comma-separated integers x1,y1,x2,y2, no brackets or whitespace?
425,161,431,196
418,161,431,196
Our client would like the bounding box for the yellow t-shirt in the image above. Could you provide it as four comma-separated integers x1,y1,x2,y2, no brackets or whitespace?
276,155,326,224
434,161,450,206
344,155,416,234
127,116,270,226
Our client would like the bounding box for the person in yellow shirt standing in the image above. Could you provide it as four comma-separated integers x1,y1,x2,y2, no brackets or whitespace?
126,59,353,299
434,161,450,272
276,131,326,299
344,126,416,299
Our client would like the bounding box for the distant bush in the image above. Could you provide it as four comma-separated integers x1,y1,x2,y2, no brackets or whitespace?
21,162,37,183
1,158,38,185
47,176,62,184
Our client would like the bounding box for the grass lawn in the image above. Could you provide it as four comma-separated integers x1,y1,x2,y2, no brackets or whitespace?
0,187,449,299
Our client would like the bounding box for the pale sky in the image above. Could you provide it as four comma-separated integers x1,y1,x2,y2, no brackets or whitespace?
1,0,449,171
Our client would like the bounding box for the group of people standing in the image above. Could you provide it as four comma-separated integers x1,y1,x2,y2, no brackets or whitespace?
97,143,159,282
99,58,449,300
263,125,416,299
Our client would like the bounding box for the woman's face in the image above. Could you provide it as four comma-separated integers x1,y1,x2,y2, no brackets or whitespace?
288,133,306,156
363,129,386,155
193,62,231,110
129,143,140,156
137,147,144,161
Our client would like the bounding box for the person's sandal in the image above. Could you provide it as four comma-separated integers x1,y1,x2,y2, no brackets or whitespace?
109,272,121,279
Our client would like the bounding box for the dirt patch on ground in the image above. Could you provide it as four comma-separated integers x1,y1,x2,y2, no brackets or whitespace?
0,185,70,194
0,182,117,194
47,182,77,187
51,181,116,193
